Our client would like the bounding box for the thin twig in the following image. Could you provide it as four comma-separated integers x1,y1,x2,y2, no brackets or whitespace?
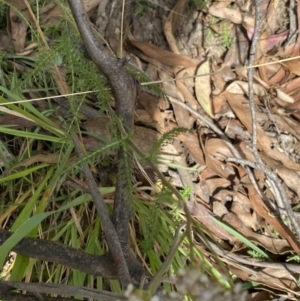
227,157,300,238
248,0,261,161
0,280,126,301
285,0,297,46
71,133,131,287
247,1,300,238
67,0,139,287
147,224,187,295
169,97,274,205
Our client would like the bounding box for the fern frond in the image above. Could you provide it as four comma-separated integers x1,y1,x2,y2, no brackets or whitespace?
125,64,163,98
141,188,176,252
146,127,191,163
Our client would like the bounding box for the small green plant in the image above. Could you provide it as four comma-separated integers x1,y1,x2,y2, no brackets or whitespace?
146,127,191,163
286,253,300,263
205,27,215,44
135,0,151,15
190,0,210,10
247,250,269,261
180,186,193,198
220,22,232,49
209,15,219,25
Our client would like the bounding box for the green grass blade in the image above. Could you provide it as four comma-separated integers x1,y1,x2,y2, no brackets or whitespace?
0,164,50,184
0,127,62,142
212,217,270,259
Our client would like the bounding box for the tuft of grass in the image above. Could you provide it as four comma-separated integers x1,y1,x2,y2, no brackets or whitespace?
220,22,232,49
0,1,276,300
134,0,152,15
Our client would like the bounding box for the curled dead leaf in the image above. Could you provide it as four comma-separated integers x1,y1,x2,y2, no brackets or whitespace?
129,40,200,68
195,60,214,118
226,81,267,96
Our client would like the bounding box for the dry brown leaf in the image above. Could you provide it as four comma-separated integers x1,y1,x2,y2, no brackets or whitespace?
222,212,293,254
266,0,282,34
134,109,154,126
230,201,258,230
208,3,254,26
204,138,234,161
164,0,188,54
275,88,295,103
172,102,191,128
41,0,101,25
226,81,267,97
233,190,258,209
245,291,272,301
260,153,300,199
176,80,199,110
0,30,12,50
204,139,236,179
137,91,165,131
10,154,60,171
176,67,198,110
178,132,205,166
197,181,212,203
251,268,300,296
279,115,300,141
195,60,214,118
129,40,200,68
196,178,231,204
226,92,300,171
159,70,184,100
188,202,232,242
212,201,228,217
281,77,300,97
9,0,31,52
213,190,235,204
205,178,231,195
15,42,38,56
0,115,36,129
248,186,300,254
84,117,177,157
282,59,300,77
205,152,236,180
237,141,278,189
230,266,300,298
212,94,233,118
269,66,288,85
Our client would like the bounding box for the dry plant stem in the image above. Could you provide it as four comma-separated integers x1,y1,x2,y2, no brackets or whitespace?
111,109,185,205
147,224,186,295
67,0,136,128
68,0,138,286
227,157,300,238
0,291,74,301
285,0,297,46
0,280,126,301
247,1,300,237
289,0,300,56
67,0,136,254
169,97,262,189
24,0,70,96
248,0,261,162
111,108,197,261
71,133,131,287
0,228,146,286
207,239,300,274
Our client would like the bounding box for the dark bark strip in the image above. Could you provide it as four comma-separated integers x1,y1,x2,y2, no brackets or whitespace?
67,0,139,288
71,132,131,287
1,0,144,295
0,280,126,301
0,228,146,286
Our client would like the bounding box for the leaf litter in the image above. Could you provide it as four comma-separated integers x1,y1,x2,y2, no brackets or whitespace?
2,0,300,299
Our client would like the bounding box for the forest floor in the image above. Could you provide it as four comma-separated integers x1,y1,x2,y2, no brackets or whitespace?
1,0,300,300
